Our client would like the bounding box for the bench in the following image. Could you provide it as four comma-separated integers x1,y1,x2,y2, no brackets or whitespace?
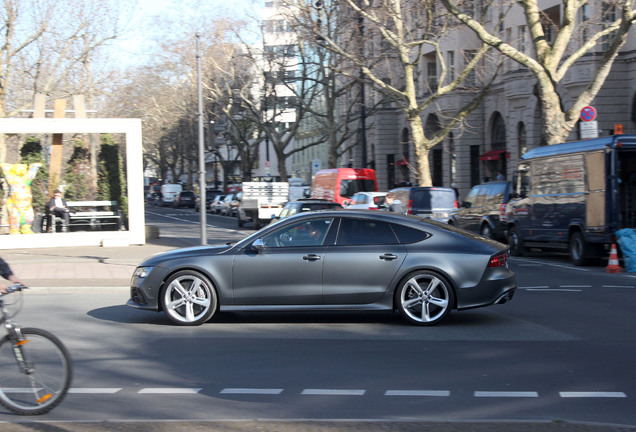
44,200,123,232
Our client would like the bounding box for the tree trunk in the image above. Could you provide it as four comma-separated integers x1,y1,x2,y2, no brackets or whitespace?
410,115,432,187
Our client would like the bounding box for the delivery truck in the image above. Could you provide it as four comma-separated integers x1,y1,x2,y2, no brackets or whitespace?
504,134,636,265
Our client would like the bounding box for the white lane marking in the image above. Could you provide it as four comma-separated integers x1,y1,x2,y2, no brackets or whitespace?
603,285,635,289
138,388,202,394
221,388,283,395
385,390,450,397
69,388,121,394
301,389,365,395
511,258,591,272
522,287,582,292
560,392,626,398
561,285,591,288
475,391,539,398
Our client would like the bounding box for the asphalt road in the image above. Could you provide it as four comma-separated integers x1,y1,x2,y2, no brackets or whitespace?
1,206,635,431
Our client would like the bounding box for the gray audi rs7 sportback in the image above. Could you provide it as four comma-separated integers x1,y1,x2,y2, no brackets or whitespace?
128,210,516,326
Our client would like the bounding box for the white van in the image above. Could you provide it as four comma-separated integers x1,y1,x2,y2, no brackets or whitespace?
160,184,182,206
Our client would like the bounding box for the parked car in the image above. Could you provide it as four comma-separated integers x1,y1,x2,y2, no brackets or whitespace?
172,190,196,208
209,195,226,214
220,192,241,217
273,199,343,222
196,190,223,212
388,186,458,221
449,181,512,241
127,210,517,326
344,192,387,210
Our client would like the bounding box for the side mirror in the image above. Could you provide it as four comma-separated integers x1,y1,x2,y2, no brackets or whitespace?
251,238,265,252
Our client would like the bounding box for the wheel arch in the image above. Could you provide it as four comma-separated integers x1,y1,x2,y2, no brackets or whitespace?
157,266,222,312
391,267,458,311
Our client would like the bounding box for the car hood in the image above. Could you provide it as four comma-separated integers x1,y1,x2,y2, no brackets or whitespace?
139,244,234,267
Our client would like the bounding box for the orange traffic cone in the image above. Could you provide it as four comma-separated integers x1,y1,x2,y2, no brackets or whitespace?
606,243,623,273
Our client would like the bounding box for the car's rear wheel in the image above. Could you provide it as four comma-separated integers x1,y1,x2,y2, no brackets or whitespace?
396,270,455,326
161,270,217,326
569,231,589,266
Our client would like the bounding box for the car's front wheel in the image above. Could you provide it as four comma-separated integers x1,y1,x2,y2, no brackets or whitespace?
396,270,455,326
507,226,525,256
161,270,217,326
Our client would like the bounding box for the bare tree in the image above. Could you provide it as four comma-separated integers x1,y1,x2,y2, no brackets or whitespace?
284,1,378,169
1,0,125,161
442,0,636,145
285,0,498,186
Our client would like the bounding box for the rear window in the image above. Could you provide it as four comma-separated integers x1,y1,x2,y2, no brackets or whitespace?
411,189,456,210
337,218,398,245
180,191,195,197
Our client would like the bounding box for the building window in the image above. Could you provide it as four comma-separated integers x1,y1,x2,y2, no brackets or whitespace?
518,25,526,53
602,2,616,51
427,61,438,89
517,122,527,160
447,51,455,82
463,50,476,87
580,5,589,43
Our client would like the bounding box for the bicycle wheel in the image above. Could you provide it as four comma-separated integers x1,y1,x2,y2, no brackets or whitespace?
0,328,72,415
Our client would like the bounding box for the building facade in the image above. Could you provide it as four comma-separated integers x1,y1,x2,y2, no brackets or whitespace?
292,0,636,199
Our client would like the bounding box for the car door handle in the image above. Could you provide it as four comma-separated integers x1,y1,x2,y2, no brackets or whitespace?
380,253,398,261
303,254,321,261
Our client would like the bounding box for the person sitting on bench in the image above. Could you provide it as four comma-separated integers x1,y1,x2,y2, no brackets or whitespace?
48,189,70,232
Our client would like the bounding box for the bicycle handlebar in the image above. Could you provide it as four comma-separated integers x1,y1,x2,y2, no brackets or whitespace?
2,284,28,295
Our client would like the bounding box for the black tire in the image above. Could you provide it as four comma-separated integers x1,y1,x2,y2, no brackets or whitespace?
0,328,72,415
480,223,493,239
395,270,455,326
161,270,218,326
237,216,244,227
507,226,525,256
569,231,589,266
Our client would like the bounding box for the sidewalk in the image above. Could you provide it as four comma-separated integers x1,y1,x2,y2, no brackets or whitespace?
2,229,190,288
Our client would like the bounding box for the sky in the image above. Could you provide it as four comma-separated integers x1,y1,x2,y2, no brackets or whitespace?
112,0,260,68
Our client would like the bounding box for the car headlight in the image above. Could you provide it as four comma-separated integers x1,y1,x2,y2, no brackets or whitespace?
133,266,153,278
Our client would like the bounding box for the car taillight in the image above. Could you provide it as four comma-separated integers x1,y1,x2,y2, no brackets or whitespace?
454,200,458,209
487,251,508,268
499,203,507,222
407,199,413,215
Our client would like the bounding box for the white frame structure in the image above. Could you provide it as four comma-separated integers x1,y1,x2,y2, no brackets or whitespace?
0,118,144,249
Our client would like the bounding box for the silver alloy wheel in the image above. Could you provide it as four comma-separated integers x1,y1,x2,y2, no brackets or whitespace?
161,270,217,325
397,271,454,326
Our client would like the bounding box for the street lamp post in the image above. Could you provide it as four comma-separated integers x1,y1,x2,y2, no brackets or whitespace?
196,34,207,245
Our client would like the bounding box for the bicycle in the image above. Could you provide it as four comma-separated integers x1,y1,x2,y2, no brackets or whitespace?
0,284,72,415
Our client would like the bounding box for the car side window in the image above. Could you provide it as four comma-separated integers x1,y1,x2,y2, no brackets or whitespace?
337,218,399,245
262,218,334,248
391,224,431,244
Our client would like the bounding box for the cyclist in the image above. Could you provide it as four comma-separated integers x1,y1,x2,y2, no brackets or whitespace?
0,256,22,294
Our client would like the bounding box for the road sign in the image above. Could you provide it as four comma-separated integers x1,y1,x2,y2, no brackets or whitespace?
580,106,597,122
580,120,598,139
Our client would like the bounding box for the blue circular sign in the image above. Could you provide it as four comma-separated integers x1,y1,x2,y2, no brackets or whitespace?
580,106,597,122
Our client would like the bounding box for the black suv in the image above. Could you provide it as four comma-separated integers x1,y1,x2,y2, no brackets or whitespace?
388,187,457,222
172,190,196,208
449,181,512,241
274,199,343,222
